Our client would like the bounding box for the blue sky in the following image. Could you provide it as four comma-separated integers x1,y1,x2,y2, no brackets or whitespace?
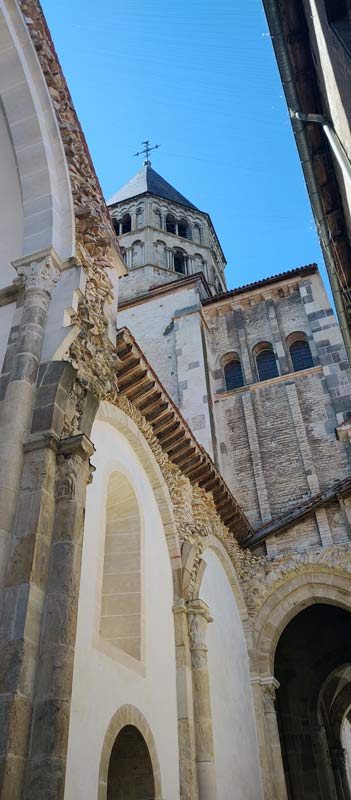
42,0,328,295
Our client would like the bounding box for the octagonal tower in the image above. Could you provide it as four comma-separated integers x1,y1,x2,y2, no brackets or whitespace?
107,162,227,302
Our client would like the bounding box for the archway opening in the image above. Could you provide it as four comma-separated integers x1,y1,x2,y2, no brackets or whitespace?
107,725,155,800
275,603,351,800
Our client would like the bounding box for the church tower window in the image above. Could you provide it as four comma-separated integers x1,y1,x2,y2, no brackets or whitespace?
113,213,131,235
288,333,314,372
178,218,191,240
166,214,177,234
174,251,187,274
224,357,244,391
255,343,279,381
193,223,202,243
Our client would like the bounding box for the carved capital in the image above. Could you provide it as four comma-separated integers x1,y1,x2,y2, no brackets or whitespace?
13,249,61,295
187,599,212,651
55,434,95,499
259,677,280,713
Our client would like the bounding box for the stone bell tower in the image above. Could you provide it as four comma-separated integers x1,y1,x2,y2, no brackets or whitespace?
107,160,227,302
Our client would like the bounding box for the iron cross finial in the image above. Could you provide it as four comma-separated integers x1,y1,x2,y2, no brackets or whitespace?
133,140,160,166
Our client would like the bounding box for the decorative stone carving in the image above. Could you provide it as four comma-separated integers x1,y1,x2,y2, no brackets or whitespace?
261,678,279,714
240,544,351,614
54,455,79,499
62,380,88,438
188,600,212,651
14,253,60,294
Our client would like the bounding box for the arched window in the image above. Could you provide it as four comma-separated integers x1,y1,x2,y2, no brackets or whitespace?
224,357,244,391
154,239,166,268
166,214,176,234
153,207,162,229
132,240,143,268
255,343,279,381
178,218,191,240
100,472,141,660
193,223,202,244
288,333,314,372
113,213,131,235
174,250,187,274
136,206,144,228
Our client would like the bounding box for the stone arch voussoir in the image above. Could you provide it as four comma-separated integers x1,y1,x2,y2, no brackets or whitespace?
98,704,162,800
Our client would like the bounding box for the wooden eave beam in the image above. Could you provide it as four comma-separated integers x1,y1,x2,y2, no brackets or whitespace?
127,381,156,404
145,404,170,423
163,431,187,453
152,412,177,433
133,384,159,408
173,450,198,469
138,394,164,416
184,462,209,481
118,360,144,383
168,440,194,460
158,422,181,444
122,371,149,396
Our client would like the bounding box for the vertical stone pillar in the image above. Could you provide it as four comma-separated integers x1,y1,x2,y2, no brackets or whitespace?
173,601,199,800
252,676,287,800
0,433,59,799
23,433,94,800
187,599,218,800
0,250,61,581
331,746,351,800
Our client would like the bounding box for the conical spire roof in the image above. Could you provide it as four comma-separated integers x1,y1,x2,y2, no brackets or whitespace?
107,164,198,210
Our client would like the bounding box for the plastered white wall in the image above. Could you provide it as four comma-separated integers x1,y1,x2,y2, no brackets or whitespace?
0,105,23,287
201,548,264,800
65,416,180,799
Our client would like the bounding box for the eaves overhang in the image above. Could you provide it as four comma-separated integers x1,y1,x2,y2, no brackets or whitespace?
262,0,351,357
245,475,351,550
202,263,317,306
116,327,253,545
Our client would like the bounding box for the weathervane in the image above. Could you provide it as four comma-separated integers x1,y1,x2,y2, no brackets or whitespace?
133,140,160,166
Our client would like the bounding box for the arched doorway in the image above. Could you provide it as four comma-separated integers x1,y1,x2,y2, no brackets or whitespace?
107,725,155,799
275,604,351,799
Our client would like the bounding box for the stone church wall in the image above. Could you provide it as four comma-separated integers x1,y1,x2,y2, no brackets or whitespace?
205,270,351,529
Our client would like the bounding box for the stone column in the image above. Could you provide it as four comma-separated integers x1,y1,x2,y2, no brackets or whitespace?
0,249,61,581
187,599,218,800
331,746,351,800
0,432,59,799
23,434,94,799
173,601,199,800
252,676,287,800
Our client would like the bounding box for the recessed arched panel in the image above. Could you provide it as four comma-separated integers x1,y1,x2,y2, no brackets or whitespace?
100,471,141,660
